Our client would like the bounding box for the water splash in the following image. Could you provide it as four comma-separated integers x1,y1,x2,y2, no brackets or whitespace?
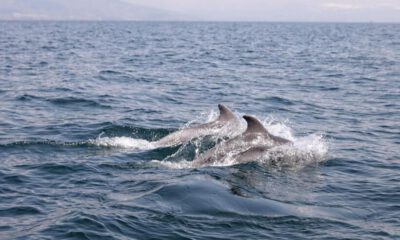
184,108,244,139
257,133,329,168
156,114,329,169
183,108,219,129
88,111,329,169
88,136,155,151
262,116,294,141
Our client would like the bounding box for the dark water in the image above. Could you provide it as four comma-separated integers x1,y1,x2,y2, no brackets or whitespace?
0,21,399,239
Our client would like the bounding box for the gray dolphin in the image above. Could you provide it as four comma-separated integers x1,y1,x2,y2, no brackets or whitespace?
154,104,239,148
192,115,291,167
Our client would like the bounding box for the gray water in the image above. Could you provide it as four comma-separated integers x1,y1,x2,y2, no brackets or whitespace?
0,21,399,239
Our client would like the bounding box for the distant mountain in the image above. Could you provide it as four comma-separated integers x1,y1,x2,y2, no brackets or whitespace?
0,0,189,20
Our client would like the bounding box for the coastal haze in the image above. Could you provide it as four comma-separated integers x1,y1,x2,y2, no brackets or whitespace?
0,0,187,21
1,0,400,22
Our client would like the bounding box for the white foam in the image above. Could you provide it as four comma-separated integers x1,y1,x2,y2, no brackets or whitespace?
263,117,295,141
88,136,155,151
257,133,329,168
152,159,194,169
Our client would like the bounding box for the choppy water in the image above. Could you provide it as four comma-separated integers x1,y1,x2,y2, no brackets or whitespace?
0,21,399,239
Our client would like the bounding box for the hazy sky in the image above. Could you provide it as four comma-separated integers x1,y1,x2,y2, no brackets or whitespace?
1,0,400,22
126,0,400,22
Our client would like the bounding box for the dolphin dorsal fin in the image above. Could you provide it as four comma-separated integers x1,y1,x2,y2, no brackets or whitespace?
243,115,268,134
217,104,236,121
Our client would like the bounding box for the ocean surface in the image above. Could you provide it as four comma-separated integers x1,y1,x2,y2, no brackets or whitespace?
0,21,399,239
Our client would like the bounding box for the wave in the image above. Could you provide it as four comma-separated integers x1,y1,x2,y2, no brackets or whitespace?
0,136,156,152
48,96,111,108
127,176,362,221
15,94,111,108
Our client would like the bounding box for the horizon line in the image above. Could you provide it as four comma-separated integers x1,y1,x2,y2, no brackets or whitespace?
0,19,399,24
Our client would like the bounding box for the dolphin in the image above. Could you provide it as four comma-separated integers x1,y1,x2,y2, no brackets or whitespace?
192,115,291,167
153,104,239,148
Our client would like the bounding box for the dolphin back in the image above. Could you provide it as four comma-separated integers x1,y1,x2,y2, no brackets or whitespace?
155,104,238,148
243,115,291,144
217,104,236,121
243,115,268,134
